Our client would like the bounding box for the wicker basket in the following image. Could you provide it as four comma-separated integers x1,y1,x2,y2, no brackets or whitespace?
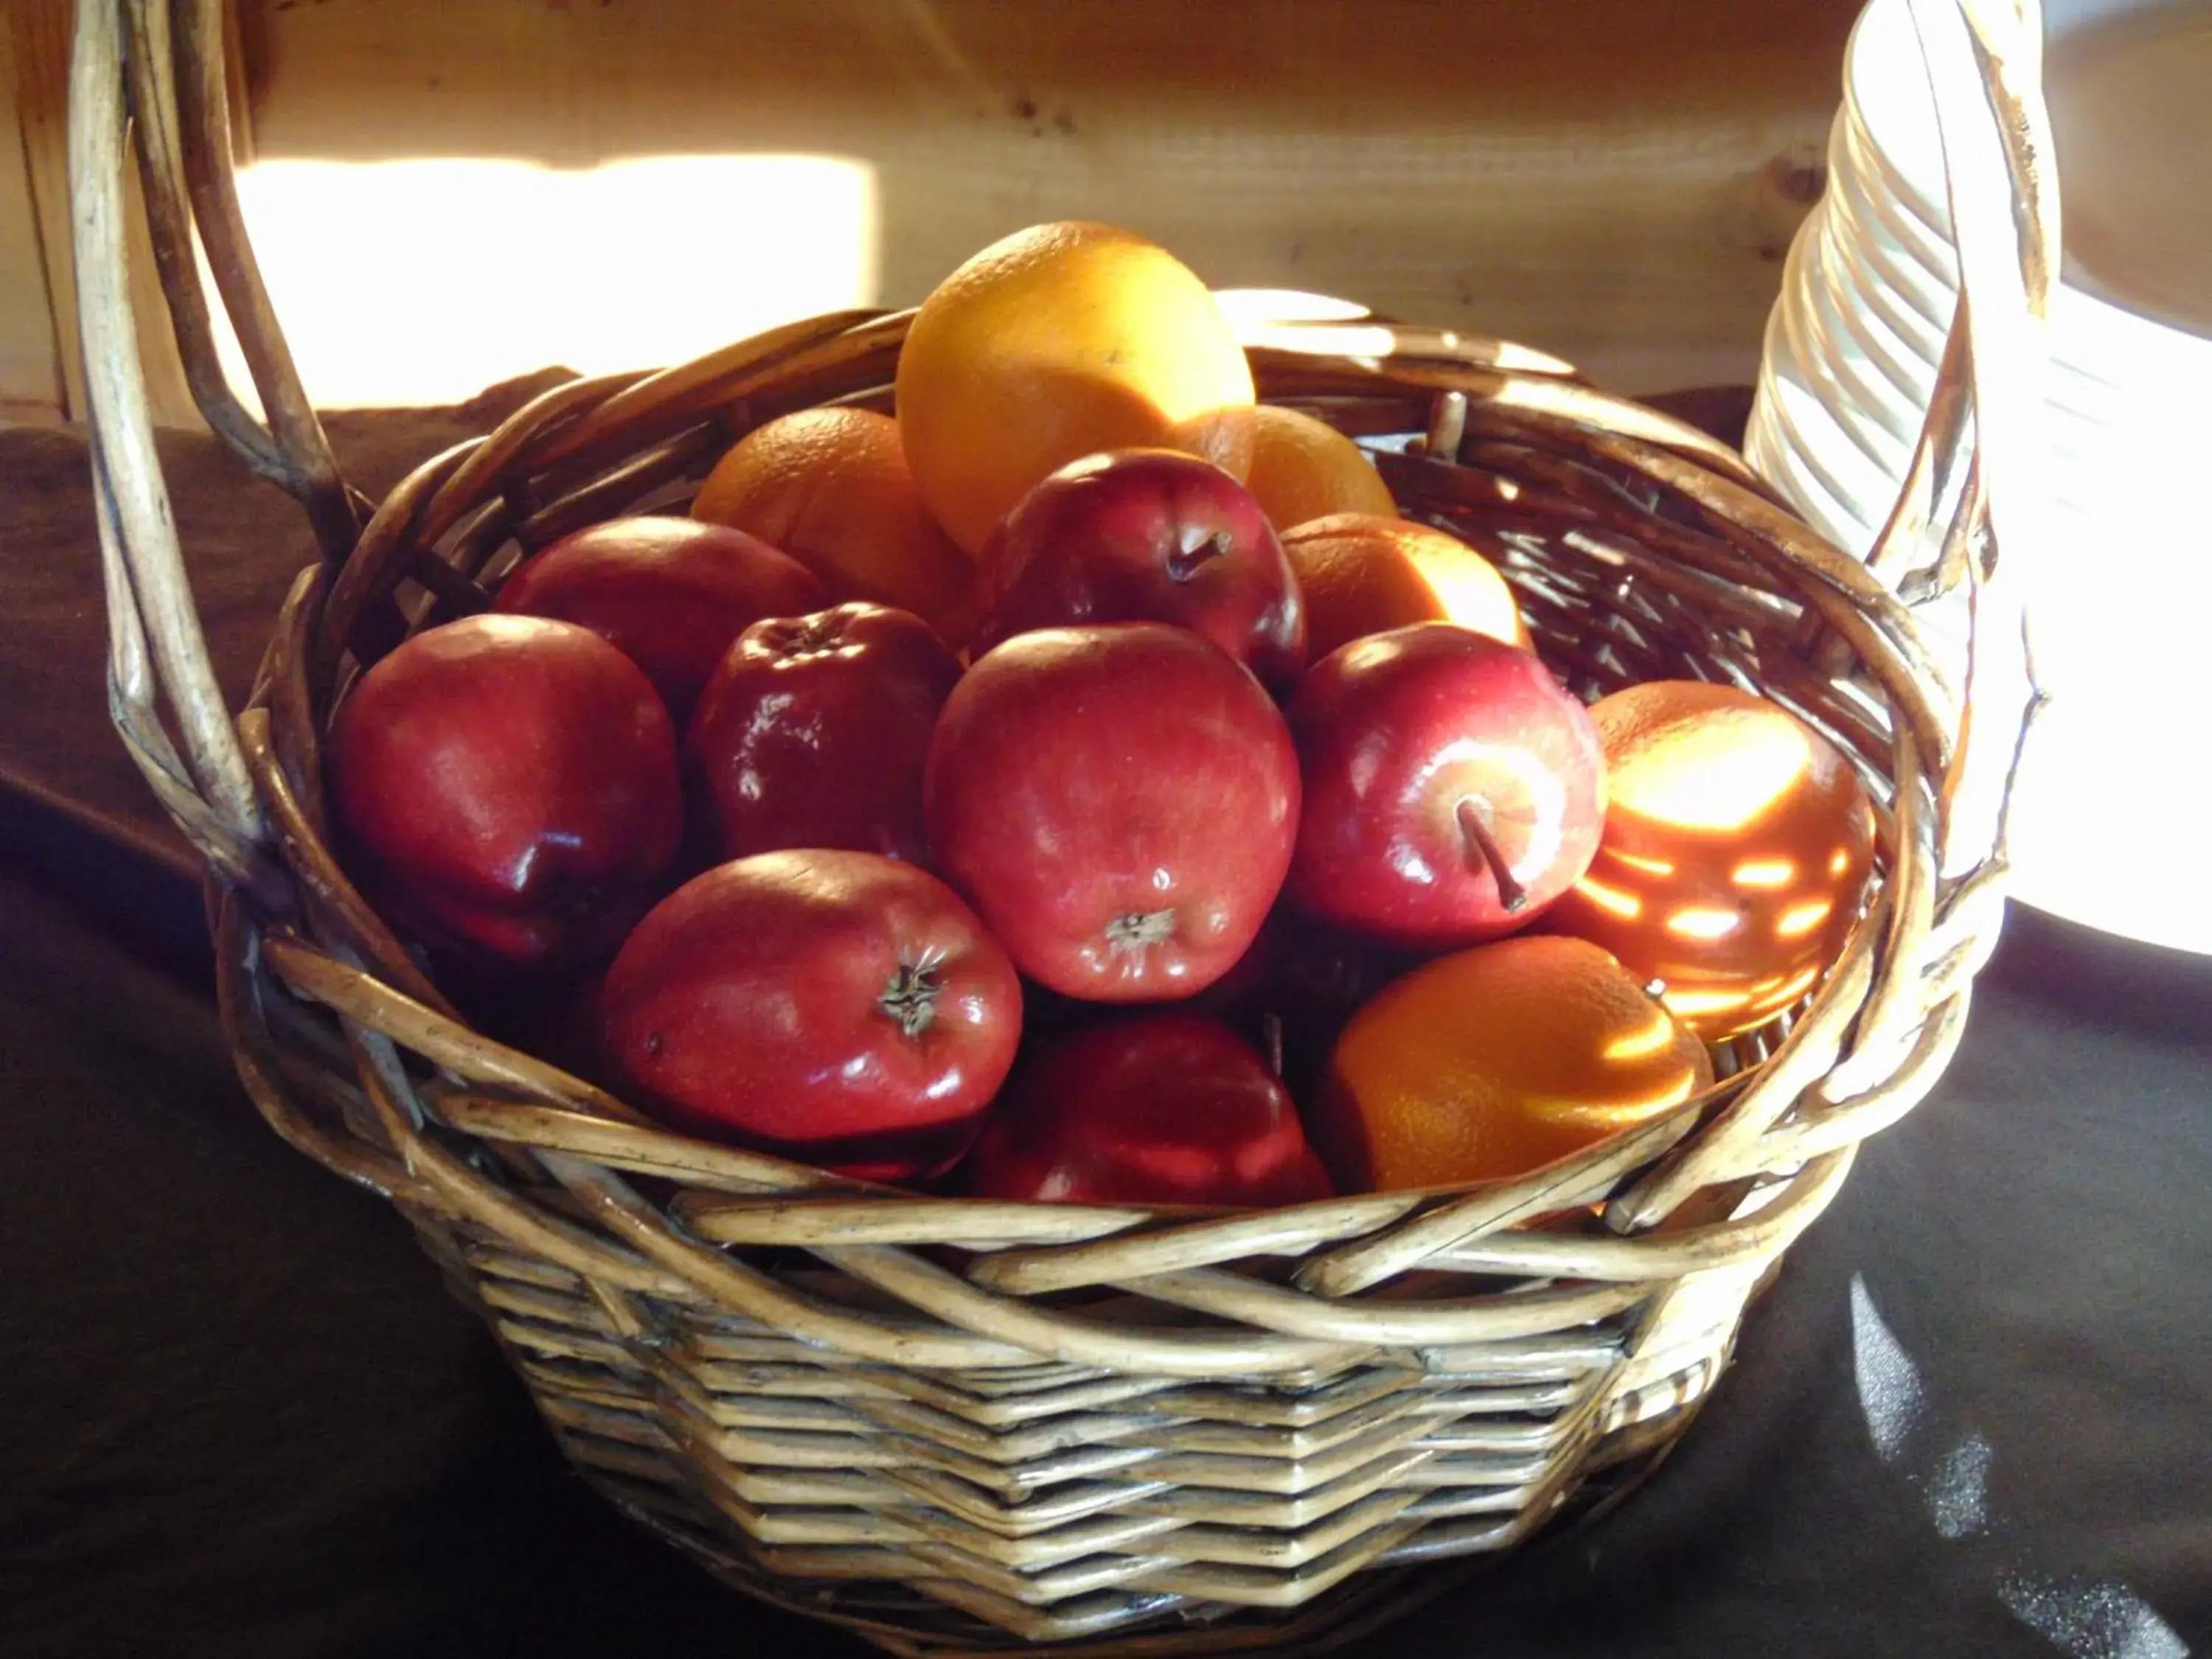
69,0,2055,1652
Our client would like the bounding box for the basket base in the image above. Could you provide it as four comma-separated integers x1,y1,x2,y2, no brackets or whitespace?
556,1398,1709,1658
404,1189,1753,1657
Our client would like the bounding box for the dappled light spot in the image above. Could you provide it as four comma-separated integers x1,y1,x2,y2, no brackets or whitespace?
1601,1010,1682,1062
1610,707,1815,834
1572,874,1643,920
1665,905,1742,942
1731,855,1797,889
1657,986,1753,1020
1775,898,1835,939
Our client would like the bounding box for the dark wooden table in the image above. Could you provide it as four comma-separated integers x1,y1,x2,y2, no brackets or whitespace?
4,389,2207,1659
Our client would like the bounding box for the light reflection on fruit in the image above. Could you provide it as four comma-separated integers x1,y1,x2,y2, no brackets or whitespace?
1731,856,1797,889
1601,1011,1682,1062
1775,898,1837,939
1610,702,1813,833
1664,905,1743,941
1573,874,1644,919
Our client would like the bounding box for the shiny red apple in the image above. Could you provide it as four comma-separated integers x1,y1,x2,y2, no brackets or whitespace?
326,614,683,970
975,449,1307,692
959,1011,1333,1208
495,515,824,723
686,602,961,864
1287,622,1606,948
925,623,1300,1001
599,849,1021,1182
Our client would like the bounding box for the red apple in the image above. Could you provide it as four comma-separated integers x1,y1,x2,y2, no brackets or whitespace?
959,1011,1332,1208
976,449,1307,692
1198,905,1420,1031
1194,906,1425,1105
925,624,1299,1001
327,614,683,970
599,849,1021,1182
686,602,961,864
1287,622,1606,948
495,515,824,723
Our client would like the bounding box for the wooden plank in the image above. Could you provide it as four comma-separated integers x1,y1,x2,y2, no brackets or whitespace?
6,0,84,424
7,0,202,428
1,18,65,422
232,0,1853,399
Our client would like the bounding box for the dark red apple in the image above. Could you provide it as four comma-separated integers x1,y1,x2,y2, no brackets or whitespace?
327,614,683,970
599,849,1021,1182
925,624,1299,1001
495,515,824,723
686,602,961,864
1194,906,1425,1104
1287,622,1606,948
1197,905,1420,1026
959,1011,1332,1208
976,449,1306,692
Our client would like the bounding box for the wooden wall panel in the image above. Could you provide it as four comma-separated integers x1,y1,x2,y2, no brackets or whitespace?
3,0,76,425
5,0,202,428
7,0,1856,421
236,0,1851,399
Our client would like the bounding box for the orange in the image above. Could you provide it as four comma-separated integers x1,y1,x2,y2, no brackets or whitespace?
1546,680,1877,1040
1243,405,1398,530
1315,934,1712,1194
691,408,978,650
1280,512,1531,662
894,221,1257,554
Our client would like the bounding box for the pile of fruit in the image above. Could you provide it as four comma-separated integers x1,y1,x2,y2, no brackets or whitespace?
327,221,1876,1210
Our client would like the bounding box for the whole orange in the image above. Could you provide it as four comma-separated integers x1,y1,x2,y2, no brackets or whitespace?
1314,934,1712,1194
1280,512,1530,663
1545,680,1877,1039
894,221,1257,554
690,408,978,650
1243,405,1398,530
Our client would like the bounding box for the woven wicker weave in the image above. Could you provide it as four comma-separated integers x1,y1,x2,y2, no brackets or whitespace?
69,0,2055,1650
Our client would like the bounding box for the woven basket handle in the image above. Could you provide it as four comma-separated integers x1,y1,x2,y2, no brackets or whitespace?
1893,0,2056,879
69,0,366,890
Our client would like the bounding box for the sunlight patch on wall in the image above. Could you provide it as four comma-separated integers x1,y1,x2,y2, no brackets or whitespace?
212,154,879,409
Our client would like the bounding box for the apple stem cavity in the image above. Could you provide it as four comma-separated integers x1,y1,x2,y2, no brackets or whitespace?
1105,908,1178,954
1165,529,1234,584
1455,797,1529,914
878,960,942,1039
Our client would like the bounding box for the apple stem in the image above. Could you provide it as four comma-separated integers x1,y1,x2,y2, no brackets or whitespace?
878,961,941,1038
1165,530,1234,583
1456,797,1529,914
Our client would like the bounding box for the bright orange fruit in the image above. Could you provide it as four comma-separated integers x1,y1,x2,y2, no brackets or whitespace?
1243,405,1398,530
1546,680,1877,1039
894,221,1258,554
691,408,978,650
1280,512,1530,662
1315,934,1712,1193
